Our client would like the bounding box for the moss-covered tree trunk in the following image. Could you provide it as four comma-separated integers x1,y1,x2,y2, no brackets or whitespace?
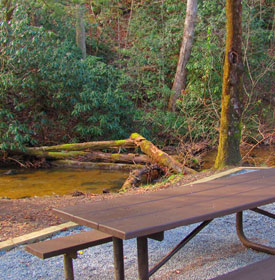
215,0,244,168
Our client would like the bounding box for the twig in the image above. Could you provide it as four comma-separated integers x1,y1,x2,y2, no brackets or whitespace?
7,157,27,168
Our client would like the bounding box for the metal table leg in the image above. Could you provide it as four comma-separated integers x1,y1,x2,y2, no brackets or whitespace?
137,236,149,280
113,237,125,280
236,211,275,255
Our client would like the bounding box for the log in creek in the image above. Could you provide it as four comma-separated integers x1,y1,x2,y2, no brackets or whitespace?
130,133,196,175
120,165,163,191
25,139,135,152
22,150,151,164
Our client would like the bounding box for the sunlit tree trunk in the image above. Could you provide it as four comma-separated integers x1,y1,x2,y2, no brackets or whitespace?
76,4,86,59
215,0,244,168
168,0,197,112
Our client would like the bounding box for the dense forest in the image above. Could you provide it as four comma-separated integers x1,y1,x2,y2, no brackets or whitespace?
0,0,274,161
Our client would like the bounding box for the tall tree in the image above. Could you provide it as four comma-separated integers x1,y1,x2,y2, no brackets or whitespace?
75,3,86,59
215,0,244,168
168,0,197,112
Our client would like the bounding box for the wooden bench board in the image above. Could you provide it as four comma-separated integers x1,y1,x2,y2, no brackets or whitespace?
210,257,275,280
25,230,112,259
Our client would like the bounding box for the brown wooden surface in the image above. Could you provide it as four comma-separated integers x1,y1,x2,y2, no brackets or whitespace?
209,256,275,280
54,168,275,240
25,230,112,259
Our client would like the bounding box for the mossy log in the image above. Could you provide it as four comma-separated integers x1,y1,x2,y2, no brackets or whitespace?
22,149,150,164
25,150,88,159
52,160,144,171
130,133,196,174
26,139,135,152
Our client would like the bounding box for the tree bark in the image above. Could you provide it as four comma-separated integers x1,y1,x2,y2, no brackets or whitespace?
215,0,244,168
130,133,196,174
168,0,198,112
76,4,87,59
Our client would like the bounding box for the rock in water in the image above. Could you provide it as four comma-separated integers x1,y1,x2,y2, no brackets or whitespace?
3,169,18,175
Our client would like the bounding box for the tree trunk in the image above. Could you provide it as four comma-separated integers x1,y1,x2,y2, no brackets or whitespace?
215,0,244,169
76,4,86,59
130,133,196,174
168,0,197,112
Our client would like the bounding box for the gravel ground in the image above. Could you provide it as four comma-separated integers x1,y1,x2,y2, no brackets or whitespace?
0,170,274,280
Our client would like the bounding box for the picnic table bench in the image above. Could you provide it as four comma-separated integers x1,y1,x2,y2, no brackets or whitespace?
210,256,275,280
27,168,275,279
25,230,112,279
25,229,163,279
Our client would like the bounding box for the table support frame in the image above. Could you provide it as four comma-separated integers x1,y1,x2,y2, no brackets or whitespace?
137,237,149,280
236,208,275,255
113,237,125,280
64,253,75,280
134,219,213,280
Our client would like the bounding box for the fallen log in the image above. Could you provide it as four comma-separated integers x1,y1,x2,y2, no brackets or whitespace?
26,139,135,152
82,152,151,164
22,149,150,164
52,160,144,171
130,133,196,174
120,165,162,191
25,150,88,159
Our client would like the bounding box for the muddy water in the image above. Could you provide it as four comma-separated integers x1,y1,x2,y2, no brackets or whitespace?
0,168,129,199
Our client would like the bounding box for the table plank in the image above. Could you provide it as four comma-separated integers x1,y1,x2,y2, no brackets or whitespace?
54,168,275,239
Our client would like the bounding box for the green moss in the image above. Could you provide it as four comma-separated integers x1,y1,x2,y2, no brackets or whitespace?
114,140,127,145
130,133,144,139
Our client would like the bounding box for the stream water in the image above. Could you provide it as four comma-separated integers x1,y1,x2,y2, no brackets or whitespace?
0,146,273,199
0,168,129,199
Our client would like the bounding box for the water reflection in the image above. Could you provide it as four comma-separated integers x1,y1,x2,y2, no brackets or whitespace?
0,168,129,199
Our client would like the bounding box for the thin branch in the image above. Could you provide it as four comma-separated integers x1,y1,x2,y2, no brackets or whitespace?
7,157,27,168
242,130,275,160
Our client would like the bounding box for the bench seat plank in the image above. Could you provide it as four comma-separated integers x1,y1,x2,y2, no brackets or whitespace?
25,230,112,259
210,257,275,280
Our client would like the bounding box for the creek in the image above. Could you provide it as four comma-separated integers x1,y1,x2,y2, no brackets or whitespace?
0,168,128,199
0,146,273,199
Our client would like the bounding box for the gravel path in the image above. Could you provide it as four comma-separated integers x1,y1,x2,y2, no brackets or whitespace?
0,170,274,280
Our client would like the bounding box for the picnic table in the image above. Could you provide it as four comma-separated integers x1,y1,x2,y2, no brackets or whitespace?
53,168,275,279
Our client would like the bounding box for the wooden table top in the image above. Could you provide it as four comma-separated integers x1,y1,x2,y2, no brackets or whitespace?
53,168,275,240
